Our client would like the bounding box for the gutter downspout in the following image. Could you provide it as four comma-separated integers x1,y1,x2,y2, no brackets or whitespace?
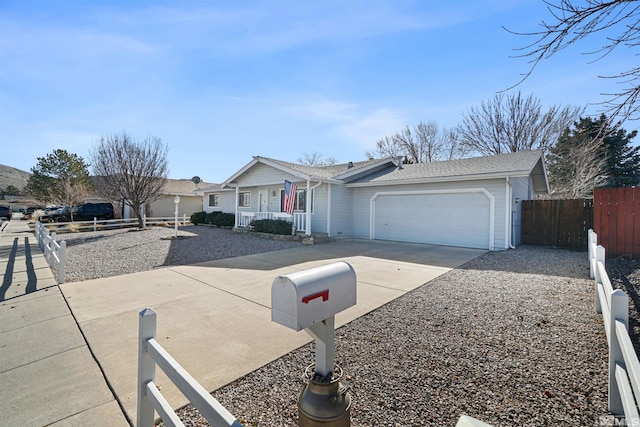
506,177,516,249
327,184,332,237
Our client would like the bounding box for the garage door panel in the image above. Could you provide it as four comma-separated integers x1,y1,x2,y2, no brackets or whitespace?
374,192,490,249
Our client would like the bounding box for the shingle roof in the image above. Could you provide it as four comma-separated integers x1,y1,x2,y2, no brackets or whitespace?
349,150,545,184
257,157,387,179
161,179,216,195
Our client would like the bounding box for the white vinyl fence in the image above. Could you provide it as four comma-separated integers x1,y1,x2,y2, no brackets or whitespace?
137,308,244,427
589,229,640,423
35,220,66,284
38,214,189,233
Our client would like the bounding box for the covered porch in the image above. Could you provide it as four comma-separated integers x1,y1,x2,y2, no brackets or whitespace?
237,211,308,234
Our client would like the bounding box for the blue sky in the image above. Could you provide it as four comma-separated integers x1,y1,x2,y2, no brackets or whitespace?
0,0,635,182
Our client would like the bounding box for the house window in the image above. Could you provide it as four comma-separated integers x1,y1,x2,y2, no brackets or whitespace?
208,194,219,208
238,192,251,207
280,189,312,212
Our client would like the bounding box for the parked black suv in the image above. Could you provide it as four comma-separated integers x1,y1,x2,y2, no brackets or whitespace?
71,203,114,221
0,206,12,221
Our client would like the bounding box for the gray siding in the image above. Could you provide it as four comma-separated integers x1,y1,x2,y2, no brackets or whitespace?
203,191,236,214
235,163,299,187
310,184,328,234
328,184,353,238
510,176,530,246
350,179,508,249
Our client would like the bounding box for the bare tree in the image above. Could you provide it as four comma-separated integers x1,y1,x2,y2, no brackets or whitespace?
90,133,168,228
508,0,640,124
366,136,404,160
297,151,337,167
459,92,583,156
546,136,607,198
367,121,464,162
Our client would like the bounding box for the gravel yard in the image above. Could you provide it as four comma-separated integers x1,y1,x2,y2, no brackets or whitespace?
60,225,302,282
163,246,610,427
59,227,617,425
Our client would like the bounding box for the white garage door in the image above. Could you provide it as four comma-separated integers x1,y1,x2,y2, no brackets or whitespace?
373,191,491,249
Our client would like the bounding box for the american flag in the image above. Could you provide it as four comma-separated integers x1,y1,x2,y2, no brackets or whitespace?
283,180,297,215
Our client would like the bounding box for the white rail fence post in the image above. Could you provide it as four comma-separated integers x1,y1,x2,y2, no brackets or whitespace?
137,308,244,427
588,229,640,424
57,241,66,284
137,308,157,427
609,289,629,415
588,228,597,279
34,220,66,284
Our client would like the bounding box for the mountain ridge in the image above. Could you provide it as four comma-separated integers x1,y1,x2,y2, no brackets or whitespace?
0,164,31,191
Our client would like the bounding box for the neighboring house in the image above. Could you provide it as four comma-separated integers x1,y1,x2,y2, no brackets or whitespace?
201,151,549,250
141,179,215,218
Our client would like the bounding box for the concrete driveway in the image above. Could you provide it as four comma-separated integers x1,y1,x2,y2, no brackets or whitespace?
59,239,485,423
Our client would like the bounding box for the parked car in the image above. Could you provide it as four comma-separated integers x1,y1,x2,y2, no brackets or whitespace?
71,203,114,221
26,206,44,215
0,206,12,221
39,206,71,223
23,206,45,220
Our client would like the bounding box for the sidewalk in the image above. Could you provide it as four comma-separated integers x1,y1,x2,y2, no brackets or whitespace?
0,215,129,426
0,215,485,425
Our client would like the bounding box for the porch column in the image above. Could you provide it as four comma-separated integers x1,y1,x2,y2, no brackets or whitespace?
234,186,239,228
306,179,311,236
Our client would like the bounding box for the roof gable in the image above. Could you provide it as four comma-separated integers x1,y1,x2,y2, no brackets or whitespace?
346,151,549,192
222,156,397,185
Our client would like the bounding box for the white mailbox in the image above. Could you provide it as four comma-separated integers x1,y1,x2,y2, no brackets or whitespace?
271,261,356,332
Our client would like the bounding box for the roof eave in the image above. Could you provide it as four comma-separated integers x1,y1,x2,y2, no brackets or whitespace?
333,157,398,180
345,171,533,187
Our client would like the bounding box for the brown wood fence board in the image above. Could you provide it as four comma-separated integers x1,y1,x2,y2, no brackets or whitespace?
631,188,640,259
521,199,593,249
593,187,640,259
619,188,633,257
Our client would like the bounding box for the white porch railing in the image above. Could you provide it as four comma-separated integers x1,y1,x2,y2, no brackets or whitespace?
137,308,244,427
35,220,66,284
589,229,640,423
237,212,307,233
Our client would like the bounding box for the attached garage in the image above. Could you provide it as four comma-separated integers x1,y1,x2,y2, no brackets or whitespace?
370,189,494,250
217,150,550,251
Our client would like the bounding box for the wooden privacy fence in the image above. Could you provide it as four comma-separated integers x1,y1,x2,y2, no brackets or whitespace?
593,187,640,259
521,199,593,250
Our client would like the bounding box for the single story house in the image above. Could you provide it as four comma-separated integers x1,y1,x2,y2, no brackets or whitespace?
123,178,215,219
200,150,549,250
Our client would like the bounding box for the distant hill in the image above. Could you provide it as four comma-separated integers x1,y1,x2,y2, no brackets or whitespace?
0,164,31,191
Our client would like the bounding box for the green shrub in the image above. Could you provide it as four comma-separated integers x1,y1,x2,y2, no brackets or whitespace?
205,211,221,224
213,212,235,227
251,219,293,235
190,211,207,225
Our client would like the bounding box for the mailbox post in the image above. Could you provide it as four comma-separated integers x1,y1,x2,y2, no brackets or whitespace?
271,261,356,426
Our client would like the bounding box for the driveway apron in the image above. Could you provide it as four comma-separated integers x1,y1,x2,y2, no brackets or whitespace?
59,238,485,422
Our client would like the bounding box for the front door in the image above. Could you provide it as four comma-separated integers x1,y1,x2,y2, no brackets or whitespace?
259,190,268,212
